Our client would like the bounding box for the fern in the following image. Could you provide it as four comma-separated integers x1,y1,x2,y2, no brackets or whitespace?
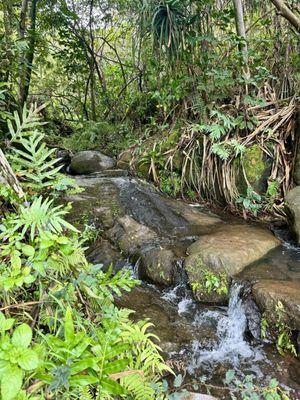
7,104,62,191
9,131,62,189
2,196,78,241
121,372,156,400
211,142,230,160
49,244,87,277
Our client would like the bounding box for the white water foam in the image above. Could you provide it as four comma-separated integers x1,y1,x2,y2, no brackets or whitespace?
178,298,194,315
187,283,264,373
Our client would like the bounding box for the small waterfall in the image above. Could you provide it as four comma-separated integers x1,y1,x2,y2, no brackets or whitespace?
188,282,263,372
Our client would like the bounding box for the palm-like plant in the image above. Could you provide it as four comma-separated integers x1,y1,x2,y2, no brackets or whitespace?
141,0,188,57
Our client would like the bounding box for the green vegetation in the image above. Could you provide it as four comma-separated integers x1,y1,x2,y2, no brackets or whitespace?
191,269,229,297
0,1,299,398
0,0,299,216
0,106,172,399
164,370,290,400
261,301,297,357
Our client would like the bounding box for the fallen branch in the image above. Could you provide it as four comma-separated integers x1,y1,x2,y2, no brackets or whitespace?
0,149,24,198
0,300,44,311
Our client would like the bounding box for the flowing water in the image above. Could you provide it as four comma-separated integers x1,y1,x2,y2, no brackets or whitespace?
69,174,300,398
117,275,300,399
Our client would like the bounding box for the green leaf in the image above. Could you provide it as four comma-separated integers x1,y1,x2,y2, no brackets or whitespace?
18,349,39,371
2,319,15,332
12,324,32,348
64,307,74,343
21,245,35,257
102,359,129,374
101,378,125,395
11,253,21,269
70,358,97,375
1,366,23,400
174,373,183,388
69,374,98,387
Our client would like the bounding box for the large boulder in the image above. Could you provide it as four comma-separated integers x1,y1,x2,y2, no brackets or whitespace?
69,151,116,175
86,238,125,271
285,186,300,244
252,280,300,331
185,224,280,302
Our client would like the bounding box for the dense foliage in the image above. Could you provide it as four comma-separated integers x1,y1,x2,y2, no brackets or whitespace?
0,1,299,397
0,0,299,217
0,106,172,399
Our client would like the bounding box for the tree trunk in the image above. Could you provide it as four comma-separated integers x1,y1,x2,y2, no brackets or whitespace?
19,0,38,107
269,0,300,32
1,0,14,82
19,0,30,39
233,0,250,79
0,150,24,198
89,61,97,121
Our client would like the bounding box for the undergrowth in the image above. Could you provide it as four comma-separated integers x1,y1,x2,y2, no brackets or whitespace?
0,104,172,400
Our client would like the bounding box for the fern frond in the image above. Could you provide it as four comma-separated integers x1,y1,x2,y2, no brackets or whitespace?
7,104,62,191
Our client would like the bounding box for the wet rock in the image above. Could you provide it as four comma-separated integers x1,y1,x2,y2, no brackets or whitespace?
184,224,280,303
69,151,116,175
140,248,175,286
64,177,123,231
252,279,300,330
185,224,280,277
115,285,218,355
106,215,157,255
86,238,125,271
117,150,132,170
91,169,128,178
285,186,300,244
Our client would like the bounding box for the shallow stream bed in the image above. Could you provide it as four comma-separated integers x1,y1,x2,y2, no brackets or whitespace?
66,173,300,399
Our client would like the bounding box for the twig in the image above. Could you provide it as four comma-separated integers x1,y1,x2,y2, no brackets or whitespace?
0,300,43,311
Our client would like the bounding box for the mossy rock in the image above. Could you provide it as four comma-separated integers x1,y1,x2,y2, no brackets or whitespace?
136,161,150,178
236,144,271,194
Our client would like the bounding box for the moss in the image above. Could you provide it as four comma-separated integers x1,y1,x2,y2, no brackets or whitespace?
136,161,150,178
160,130,180,152
244,144,265,182
237,144,271,195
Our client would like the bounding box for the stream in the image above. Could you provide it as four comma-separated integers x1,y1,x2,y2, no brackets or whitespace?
116,277,299,398
65,171,300,399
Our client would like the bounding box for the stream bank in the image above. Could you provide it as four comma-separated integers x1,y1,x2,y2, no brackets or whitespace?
63,164,300,398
